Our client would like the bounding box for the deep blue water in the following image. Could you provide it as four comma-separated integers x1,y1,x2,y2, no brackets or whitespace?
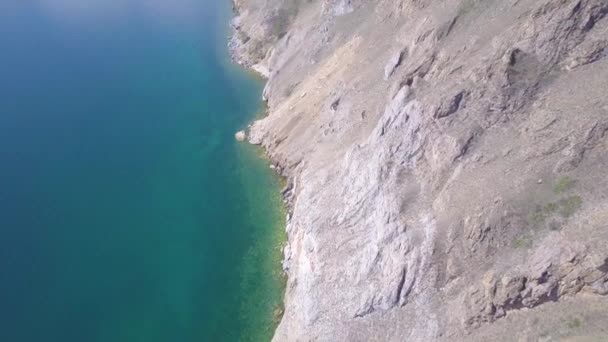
0,1,284,341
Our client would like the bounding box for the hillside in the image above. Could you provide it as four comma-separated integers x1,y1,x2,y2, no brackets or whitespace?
231,0,608,340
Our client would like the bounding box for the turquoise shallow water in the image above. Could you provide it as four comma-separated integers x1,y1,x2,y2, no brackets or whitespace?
0,1,284,341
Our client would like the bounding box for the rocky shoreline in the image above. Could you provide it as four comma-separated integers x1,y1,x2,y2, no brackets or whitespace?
230,0,608,341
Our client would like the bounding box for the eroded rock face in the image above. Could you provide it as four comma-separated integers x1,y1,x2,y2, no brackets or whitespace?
463,235,608,329
231,0,608,340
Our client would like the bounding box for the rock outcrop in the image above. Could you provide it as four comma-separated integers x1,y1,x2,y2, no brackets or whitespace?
231,0,608,340
235,130,247,141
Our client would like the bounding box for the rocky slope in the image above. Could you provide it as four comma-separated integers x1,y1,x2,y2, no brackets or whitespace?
230,0,608,340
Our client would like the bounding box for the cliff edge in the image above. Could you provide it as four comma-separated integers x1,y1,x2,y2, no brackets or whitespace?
231,0,608,340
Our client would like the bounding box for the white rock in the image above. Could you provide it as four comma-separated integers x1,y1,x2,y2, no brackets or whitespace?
235,130,246,142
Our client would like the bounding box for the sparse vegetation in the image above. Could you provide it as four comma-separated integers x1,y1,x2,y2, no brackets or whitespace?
269,9,291,38
456,0,476,18
526,176,583,231
544,202,558,213
529,207,547,226
248,39,267,61
559,195,583,218
548,220,561,231
249,0,300,62
527,195,583,230
553,176,574,194
567,317,583,329
267,0,300,40
513,234,532,248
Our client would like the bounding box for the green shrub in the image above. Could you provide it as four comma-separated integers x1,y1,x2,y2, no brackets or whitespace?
567,317,582,329
529,210,546,226
559,195,583,217
513,235,532,248
543,202,558,213
553,176,574,194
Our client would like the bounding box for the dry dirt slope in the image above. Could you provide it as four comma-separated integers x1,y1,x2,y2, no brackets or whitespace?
231,0,608,340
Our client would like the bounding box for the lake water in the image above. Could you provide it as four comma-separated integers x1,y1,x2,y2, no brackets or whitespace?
0,1,284,341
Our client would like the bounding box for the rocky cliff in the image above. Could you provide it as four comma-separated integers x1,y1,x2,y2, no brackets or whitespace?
230,0,608,340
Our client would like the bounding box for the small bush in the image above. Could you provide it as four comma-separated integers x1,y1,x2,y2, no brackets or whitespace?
567,317,583,329
513,235,532,248
543,202,558,213
553,176,574,194
559,195,583,217
548,220,561,231
529,210,546,226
